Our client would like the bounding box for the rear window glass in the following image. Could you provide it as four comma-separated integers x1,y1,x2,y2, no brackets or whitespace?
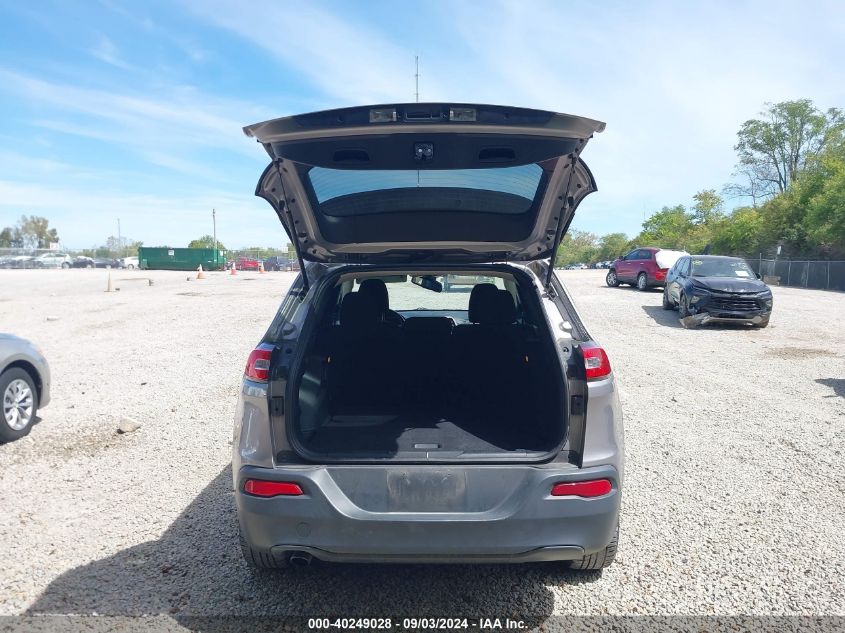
355,276,507,311
307,164,543,215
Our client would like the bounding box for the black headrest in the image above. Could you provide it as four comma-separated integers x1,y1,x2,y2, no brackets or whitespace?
468,283,499,323
470,287,516,325
358,278,389,312
340,292,381,328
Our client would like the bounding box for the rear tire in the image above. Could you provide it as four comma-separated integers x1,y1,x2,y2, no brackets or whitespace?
239,532,289,570
662,288,674,310
636,272,648,291
570,523,618,571
61,262,70,269
605,270,619,287
0,368,38,443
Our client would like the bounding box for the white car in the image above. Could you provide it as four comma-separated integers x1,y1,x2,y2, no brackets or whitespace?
33,252,73,269
120,256,139,269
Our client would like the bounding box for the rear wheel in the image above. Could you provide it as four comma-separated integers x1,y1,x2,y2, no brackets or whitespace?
239,532,289,570
1,368,38,443
636,272,648,291
61,262,70,269
662,288,674,310
605,269,619,287
570,523,618,571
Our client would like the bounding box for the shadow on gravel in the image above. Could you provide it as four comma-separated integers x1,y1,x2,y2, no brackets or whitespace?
641,305,683,328
816,378,845,398
26,466,599,627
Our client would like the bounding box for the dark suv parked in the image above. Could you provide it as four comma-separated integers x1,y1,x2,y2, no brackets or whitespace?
263,256,292,271
664,255,773,327
233,103,623,570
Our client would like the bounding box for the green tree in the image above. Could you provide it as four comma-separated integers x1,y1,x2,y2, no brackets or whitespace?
729,100,845,201
554,230,598,267
595,232,630,262
0,226,19,248
14,215,59,248
800,151,845,257
710,206,763,255
636,204,692,249
691,189,724,225
188,235,225,250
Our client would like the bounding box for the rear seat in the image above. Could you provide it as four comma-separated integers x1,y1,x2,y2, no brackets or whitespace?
452,284,530,410
326,291,402,411
401,317,454,405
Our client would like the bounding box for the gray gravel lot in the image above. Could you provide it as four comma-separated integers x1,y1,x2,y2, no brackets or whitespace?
0,268,843,621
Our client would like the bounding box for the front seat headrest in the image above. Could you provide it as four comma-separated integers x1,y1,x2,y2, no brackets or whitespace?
358,278,390,313
468,283,499,323
340,291,381,328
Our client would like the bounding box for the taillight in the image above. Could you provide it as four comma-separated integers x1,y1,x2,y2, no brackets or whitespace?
243,479,303,497
551,479,612,498
581,342,611,380
244,343,274,381
655,268,668,281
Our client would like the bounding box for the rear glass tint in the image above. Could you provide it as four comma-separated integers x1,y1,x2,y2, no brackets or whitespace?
307,164,543,215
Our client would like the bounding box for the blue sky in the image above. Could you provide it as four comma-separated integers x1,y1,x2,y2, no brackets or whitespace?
1,0,843,250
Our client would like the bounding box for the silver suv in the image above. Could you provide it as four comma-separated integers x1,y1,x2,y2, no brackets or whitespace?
233,103,623,570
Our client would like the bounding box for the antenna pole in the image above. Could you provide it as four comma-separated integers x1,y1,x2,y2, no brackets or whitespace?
415,55,419,102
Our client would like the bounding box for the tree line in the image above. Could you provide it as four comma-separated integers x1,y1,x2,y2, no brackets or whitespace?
556,99,845,267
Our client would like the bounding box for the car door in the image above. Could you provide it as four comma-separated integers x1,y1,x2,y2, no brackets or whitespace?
635,249,654,279
616,250,637,281
668,257,689,303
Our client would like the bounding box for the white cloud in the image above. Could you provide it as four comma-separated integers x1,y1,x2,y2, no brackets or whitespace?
89,35,131,69
181,0,439,104
0,67,274,164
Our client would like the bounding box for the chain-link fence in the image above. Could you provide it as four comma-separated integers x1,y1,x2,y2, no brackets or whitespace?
747,258,845,292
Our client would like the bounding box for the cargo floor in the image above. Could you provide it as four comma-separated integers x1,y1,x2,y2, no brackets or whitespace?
304,410,552,456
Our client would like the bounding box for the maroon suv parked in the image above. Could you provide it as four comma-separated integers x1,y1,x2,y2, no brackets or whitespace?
606,247,687,291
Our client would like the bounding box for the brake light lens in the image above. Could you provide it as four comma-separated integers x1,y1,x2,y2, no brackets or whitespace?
655,268,668,281
551,479,612,498
244,343,274,381
581,342,611,380
243,479,303,497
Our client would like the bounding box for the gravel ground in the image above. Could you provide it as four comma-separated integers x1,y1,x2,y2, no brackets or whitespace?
0,268,843,623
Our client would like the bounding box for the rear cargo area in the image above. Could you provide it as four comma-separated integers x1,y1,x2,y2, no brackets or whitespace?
292,274,566,460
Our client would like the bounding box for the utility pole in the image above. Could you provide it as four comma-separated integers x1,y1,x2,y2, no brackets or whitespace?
415,55,419,102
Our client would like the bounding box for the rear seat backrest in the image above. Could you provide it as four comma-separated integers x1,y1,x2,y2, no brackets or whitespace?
328,290,401,410
402,317,454,403
452,285,528,409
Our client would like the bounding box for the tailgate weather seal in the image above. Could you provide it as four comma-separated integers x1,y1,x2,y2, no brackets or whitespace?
273,158,310,291
545,140,587,290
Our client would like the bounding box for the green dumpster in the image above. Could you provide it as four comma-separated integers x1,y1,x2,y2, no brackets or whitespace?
138,247,227,271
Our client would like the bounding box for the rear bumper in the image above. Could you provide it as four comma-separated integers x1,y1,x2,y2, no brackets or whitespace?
235,463,621,563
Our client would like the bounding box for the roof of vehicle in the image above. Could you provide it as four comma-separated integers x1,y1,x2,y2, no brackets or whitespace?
687,255,745,260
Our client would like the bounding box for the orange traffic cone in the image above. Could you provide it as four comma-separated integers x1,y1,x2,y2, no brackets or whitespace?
259,261,266,274
230,263,237,276
196,265,205,280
